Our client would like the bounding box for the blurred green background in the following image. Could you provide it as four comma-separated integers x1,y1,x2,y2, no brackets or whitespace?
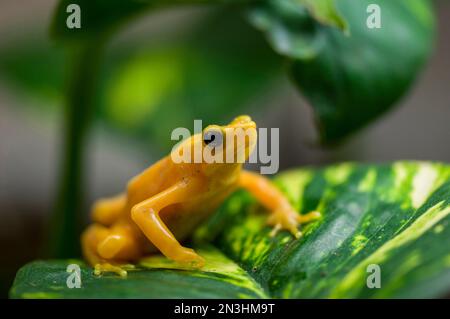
0,0,449,297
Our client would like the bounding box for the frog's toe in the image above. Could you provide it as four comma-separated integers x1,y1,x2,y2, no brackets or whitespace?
296,211,322,224
269,222,302,239
94,263,128,278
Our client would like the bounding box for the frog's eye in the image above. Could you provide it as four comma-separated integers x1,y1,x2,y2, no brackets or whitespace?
203,129,223,147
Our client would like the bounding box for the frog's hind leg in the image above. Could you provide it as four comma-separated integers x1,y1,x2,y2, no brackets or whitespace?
82,224,107,265
91,193,126,226
81,224,137,277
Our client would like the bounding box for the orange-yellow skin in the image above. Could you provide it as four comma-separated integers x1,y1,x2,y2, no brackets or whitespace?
81,115,321,277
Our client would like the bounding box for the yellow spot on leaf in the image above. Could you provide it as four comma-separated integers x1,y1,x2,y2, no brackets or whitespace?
411,163,438,208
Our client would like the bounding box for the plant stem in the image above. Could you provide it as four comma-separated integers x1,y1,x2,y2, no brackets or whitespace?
46,41,105,258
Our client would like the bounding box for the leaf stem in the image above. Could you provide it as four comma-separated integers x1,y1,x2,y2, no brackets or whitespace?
45,41,105,258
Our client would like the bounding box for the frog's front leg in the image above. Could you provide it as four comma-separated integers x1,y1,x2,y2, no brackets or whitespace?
239,170,321,238
131,179,205,268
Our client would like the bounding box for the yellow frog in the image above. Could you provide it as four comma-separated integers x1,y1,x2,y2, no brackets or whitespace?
81,115,320,276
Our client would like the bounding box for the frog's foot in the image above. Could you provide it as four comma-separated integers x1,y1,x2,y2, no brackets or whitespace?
173,247,205,269
267,210,321,238
94,263,135,278
297,211,321,224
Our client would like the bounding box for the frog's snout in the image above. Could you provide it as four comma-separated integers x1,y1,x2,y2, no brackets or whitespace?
221,116,257,163
231,115,256,130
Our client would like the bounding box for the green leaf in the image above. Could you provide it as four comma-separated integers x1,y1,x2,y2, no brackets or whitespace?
210,161,450,298
10,246,267,298
301,0,348,32
248,0,324,59
10,162,450,298
249,0,435,144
